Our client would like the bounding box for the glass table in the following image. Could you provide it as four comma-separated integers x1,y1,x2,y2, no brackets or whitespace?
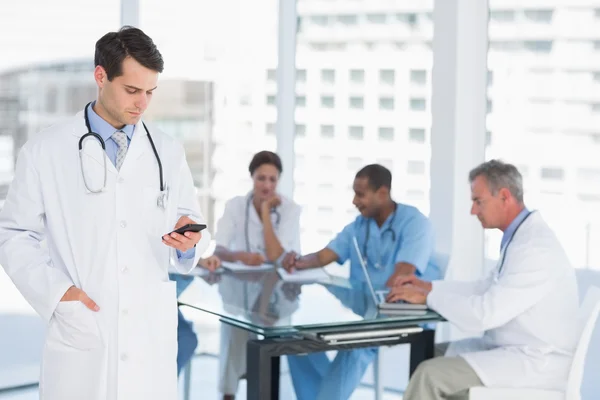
177,267,444,400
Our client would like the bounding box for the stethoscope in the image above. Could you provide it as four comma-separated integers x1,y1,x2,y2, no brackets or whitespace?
363,203,398,269
244,193,281,252
495,210,533,280
78,102,168,209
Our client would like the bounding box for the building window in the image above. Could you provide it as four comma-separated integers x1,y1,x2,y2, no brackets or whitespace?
348,126,364,140
321,96,335,108
350,69,365,83
321,69,335,83
409,128,426,143
406,190,425,201
349,96,364,109
310,15,329,26
266,123,275,135
524,40,553,53
591,103,600,113
367,14,387,24
396,13,417,25
378,127,394,141
266,95,276,106
540,167,564,180
486,131,492,146
319,156,335,169
523,9,554,23
338,15,358,25
267,69,276,81
577,168,600,182
407,161,426,175
410,98,426,111
490,10,516,22
295,124,306,137
347,157,364,171
296,96,306,107
410,70,427,85
320,125,334,138
380,70,395,85
487,99,493,114
379,97,395,110
297,69,307,82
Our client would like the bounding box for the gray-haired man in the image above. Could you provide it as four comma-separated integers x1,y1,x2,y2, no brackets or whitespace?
387,160,579,400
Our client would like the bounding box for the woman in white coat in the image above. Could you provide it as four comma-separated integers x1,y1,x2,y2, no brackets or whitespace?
214,150,301,400
0,27,210,400
387,160,579,400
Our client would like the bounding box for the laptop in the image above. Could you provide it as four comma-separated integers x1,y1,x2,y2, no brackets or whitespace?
352,236,428,314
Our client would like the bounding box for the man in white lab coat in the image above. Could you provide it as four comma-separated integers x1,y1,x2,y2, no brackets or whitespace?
0,26,210,400
387,160,579,400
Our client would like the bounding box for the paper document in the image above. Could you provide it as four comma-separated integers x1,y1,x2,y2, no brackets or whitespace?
168,266,222,277
221,261,275,272
277,267,331,283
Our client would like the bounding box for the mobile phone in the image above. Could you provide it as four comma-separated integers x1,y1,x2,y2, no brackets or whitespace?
169,224,207,235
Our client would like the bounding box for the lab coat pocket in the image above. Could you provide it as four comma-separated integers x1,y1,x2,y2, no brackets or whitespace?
48,301,102,350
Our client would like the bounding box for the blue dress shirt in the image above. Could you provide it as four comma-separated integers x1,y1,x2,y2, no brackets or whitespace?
86,102,194,260
500,207,530,252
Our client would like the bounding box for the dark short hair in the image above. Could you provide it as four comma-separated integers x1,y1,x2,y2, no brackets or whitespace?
95,26,164,81
248,151,283,175
355,164,392,192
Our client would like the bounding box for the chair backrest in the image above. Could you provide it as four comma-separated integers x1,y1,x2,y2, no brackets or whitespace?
565,285,600,400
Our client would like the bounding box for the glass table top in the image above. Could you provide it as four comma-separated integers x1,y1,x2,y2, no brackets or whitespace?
176,266,442,337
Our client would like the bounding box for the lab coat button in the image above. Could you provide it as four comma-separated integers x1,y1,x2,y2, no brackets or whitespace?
120,353,128,362
122,309,128,316
120,221,127,228
118,177,125,183
121,266,129,274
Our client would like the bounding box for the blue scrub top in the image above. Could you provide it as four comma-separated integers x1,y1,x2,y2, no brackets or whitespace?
327,203,441,288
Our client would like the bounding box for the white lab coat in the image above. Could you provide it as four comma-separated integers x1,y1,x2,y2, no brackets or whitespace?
427,211,579,391
215,192,301,394
0,112,211,400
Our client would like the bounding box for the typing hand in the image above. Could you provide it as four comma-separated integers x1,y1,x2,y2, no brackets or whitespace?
391,274,432,292
386,285,428,305
60,286,100,312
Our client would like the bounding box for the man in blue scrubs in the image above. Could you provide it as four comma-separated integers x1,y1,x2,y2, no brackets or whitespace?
282,164,441,400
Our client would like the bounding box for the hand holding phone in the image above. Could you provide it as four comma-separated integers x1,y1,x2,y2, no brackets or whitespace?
162,217,206,252
169,224,207,235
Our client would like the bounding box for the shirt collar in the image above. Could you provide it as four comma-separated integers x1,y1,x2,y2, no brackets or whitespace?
500,207,529,251
87,101,135,142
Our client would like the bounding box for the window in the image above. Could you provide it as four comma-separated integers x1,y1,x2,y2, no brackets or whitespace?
266,95,276,105
378,127,394,141
266,123,275,135
410,70,427,85
410,98,426,111
540,167,565,180
321,69,335,83
296,96,306,107
407,160,426,175
349,96,364,109
409,128,426,143
380,69,395,85
310,16,328,26
487,99,493,113
338,15,358,25
267,69,276,81
367,14,387,24
321,95,335,108
487,70,493,86
490,10,515,22
396,13,417,25
591,103,600,113
347,157,364,171
486,131,492,146
295,124,306,137
320,125,334,138
349,126,364,140
524,40,553,53
350,69,364,83
577,168,600,182
523,9,553,23
296,69,307,82
379,97,395,110
406,190,425,201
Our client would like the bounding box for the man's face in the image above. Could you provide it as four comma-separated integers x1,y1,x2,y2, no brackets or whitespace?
470,175,506,229
352,177,382,218
95,56,159,128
